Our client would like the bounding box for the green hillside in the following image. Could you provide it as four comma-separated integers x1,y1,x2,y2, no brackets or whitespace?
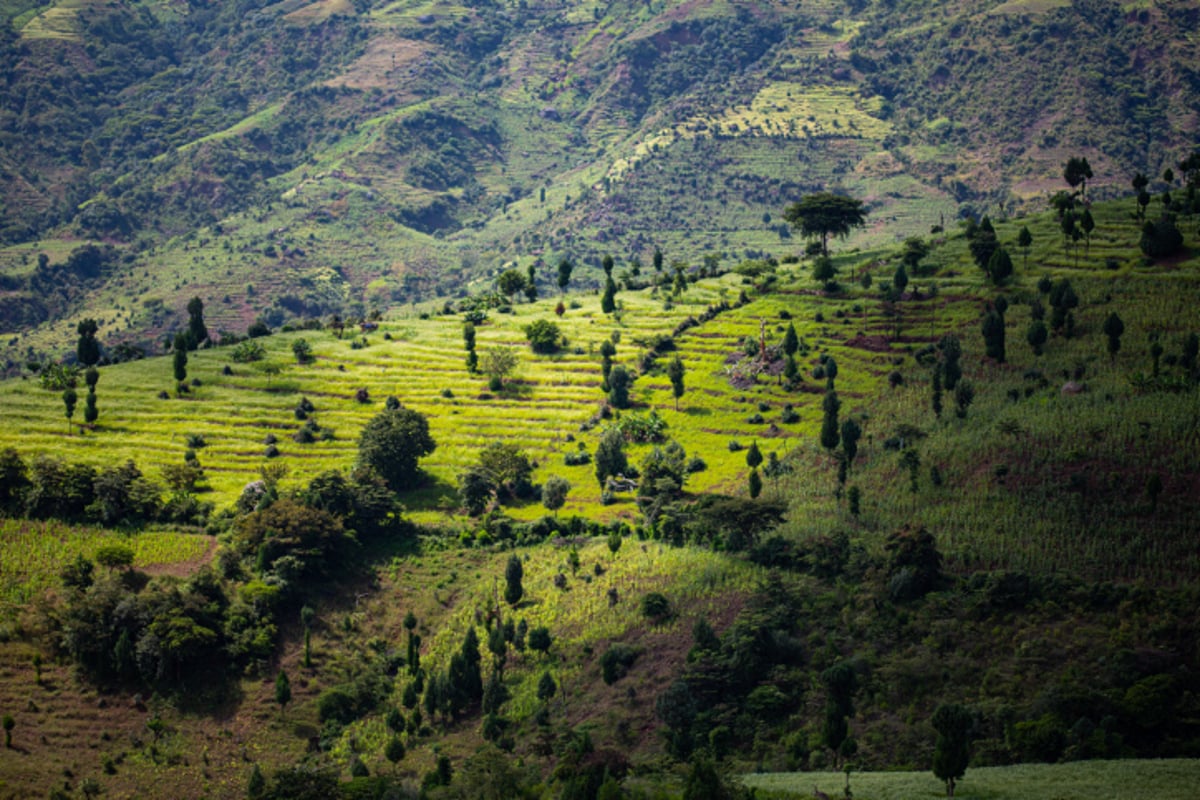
0,192,1198,798
2,0,1199,366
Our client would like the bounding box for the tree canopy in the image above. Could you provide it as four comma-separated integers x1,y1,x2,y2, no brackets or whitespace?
357,405,436,491
782,192,867,256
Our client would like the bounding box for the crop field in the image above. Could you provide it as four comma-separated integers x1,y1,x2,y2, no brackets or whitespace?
745,759,1200,800
0,519,210,606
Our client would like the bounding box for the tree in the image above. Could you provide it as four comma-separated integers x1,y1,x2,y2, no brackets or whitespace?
292,338,313,364
187,297,208,349
525,263,538,303
557,258,573,294
483,347,519,391
594,427,628,487
747,468,762,500
173,331,188,390
523,319,563,354
542,475,570,517
357,405,436,491
893,263,909,295
811,255,837,287
954,380,975,419
607,365,632,409
931,703,973,797
275,670,291,716
83,367,99,425
782,323,799,359
247,764,266,798
537,671,557,702
2,714,12,748
1027,320,1048,356
1064,156,1093,199
497,269,526,302
599,340,616,390
841,419,862,469
1132,173,1150,219
1017,226,1033,268
745,441,762,470
987,246,1013,285
504,555,524,606
667,356,685,411
968,220,999,273
981,307,1006,362
820,390,840,452
385,735,406,772
1102,312,1125,361
783,192,868,257
1080,208,1095,254
76,318,101,366
601,275,617,314
528,626,552,655
479,442,533,500
62,387,77,432
1048,279,1079,333
464,322,478,373
821,662,857,766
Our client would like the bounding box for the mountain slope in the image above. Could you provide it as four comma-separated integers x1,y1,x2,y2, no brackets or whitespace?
1,0,1198,366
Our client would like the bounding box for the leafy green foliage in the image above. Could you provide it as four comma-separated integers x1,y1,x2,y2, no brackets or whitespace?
357,405,436,492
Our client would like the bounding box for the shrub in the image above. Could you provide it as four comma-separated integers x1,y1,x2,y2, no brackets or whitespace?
523,319,564,354
640,592,671,620
600,644,638,685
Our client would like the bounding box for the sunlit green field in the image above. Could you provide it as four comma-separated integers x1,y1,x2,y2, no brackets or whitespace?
745,759,1200,799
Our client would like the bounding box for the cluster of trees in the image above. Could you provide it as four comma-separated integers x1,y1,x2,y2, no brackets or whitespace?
0,449,210,526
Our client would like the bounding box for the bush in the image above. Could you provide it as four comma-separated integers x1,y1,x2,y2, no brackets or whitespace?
640,592,671,620
523,319,564,354
564,450,591,466
600,644,638,685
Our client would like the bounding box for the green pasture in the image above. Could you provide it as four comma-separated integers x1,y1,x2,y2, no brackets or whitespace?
745,759,1200,799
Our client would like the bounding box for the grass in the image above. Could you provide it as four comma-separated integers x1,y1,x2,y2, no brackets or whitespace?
0,518,210,606
745,759,1200,799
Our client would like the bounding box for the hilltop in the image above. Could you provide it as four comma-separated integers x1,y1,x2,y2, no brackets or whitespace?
2,0,1200,364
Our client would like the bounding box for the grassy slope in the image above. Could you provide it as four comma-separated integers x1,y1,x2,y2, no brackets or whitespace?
0,196,1197,797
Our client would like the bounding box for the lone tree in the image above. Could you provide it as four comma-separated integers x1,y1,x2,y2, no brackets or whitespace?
783,192,868,257
931,703,974,798
357,404,436,491
594,426,628,487
542,475,570,517
1063,156,1093,200
77,318,101,366
667,356,685,411
820,390,841,453
172,332,188,393
1017,226,1033,269
504,555,524,606
497,269,527,303
556,258,573,294
483,346,519,391
63,386,78,432
83,367,100,426
275,670,291,717
186,296,208,349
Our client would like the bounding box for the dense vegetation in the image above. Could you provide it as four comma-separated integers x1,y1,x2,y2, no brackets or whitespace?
1,175,1199,796
3,0,1200,371
1,0,1200,796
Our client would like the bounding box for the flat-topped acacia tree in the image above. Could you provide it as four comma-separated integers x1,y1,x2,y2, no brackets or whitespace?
782,192,867,258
